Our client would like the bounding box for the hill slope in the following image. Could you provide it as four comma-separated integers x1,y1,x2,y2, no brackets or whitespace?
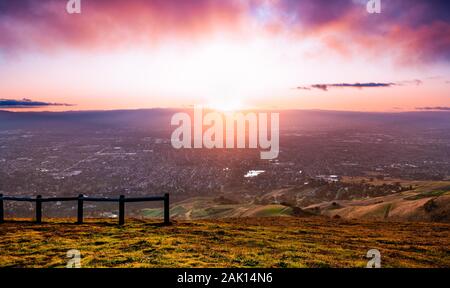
140,180,450,222
304,180,450,222
0,217,448,268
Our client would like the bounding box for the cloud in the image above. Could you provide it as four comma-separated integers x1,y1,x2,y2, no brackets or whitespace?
297,82,397,91
0,0,449,65
416,107,450,111
0,98,73,108
0,0,246,54
271,0,450,64
296,79,423,91
397,79,423,86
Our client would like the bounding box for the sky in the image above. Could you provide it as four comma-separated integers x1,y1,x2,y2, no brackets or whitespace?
0,0,449,112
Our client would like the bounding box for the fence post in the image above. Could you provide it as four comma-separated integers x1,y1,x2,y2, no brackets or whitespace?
77,194,84,224
36,195,42,224
119,195,125,225
0,194,4,224
164,193,170,225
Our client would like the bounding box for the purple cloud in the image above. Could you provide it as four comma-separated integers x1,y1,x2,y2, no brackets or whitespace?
297,79,424,91
297,82,397,91
416,107,450,111
0,0,449,64
0,98,74,108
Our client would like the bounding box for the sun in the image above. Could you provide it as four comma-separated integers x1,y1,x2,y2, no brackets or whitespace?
205,99,246,112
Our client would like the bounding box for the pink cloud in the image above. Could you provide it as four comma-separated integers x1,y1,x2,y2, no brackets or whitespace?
1,0,449,66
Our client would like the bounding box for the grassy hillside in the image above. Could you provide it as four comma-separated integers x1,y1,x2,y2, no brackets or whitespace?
0,217,449,268
140,180,450,222
306,182,450,222
142,198,297,220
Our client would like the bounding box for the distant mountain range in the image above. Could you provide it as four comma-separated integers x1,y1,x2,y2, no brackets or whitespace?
1,109,450,132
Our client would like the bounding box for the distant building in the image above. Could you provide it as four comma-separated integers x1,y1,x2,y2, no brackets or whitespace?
316,175,341,183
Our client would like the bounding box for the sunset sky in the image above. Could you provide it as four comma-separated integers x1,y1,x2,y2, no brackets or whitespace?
0,0,449,111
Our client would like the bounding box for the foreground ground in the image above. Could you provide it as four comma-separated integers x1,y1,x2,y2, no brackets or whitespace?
0,217,449,268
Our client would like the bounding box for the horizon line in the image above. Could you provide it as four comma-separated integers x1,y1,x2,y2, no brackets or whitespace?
1,107,450,114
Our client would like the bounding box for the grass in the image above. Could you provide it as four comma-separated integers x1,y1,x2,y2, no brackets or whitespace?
404,190,450,200
252,205,293,217
0,217,449,268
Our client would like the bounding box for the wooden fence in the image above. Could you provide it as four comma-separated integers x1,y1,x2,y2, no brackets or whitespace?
0,193,170,225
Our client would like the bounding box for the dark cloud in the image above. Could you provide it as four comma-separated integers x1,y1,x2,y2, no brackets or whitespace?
0,98,73,108
273,0,352,28
297,79,424,91
274,0,450,64
416,107,450,111
297,82,396,91
275,0,450,31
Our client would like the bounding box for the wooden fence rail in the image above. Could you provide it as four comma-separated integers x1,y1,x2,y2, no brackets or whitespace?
0,193,170,225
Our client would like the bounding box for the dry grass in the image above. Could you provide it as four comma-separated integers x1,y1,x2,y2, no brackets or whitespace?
0,217,449,268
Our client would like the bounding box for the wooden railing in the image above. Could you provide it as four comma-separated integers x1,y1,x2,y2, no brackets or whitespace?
0,193,170,225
